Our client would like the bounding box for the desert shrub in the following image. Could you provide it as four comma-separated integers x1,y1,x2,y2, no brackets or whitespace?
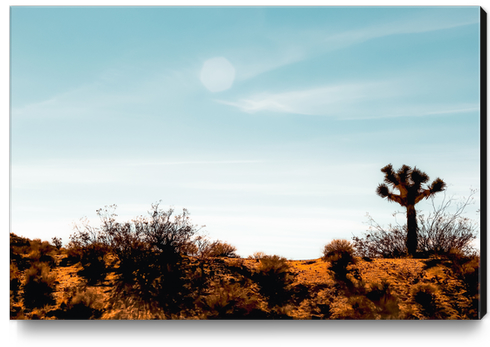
323,239,355,261
69,221,109,284
10,263,21,300
322,239,356,283
61,243,86,266
363,279,401,319
436,251,480,319
293,287,336,319
191,236,237,258
354,191,479,258
253,255,296,307
407,283,458,319
319,278,401,320
416,192,478,257
52,237,63,250
352,220,407,258
14,237,57,268
180,240,199,256
207,240,238,258
250,251,266,261
71,203,204,316
77,244,108,285
10,232,30,248
48,288,103,320
69,203,199,290
198,282,268,319
10,234,31,271
330,295,380,320
10,233,32,255
22,262,57,310
10,263,23,318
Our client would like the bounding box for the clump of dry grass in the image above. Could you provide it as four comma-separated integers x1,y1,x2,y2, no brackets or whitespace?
197,282,268,319
322,239,356,285
22,262,57,311
53,287,104,319
253,255,296,309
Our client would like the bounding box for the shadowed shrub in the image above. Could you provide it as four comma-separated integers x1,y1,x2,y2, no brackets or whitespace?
253,255,296,308
72,203,204,316
48,288,103,320
364,280,401,319
207,240,238,258
355,190,479,258
79,255,107,285
322,239,356,283
352,222,407,258
407,283,458,319
52,237,63,250
22,262,57,310
28,239,57,265
323,239,355,260
69,243,108,285
330,295,380,320
10,263,23,319
10,263,21,300
249,252,266,262
198,282,268,319
10,234,57,269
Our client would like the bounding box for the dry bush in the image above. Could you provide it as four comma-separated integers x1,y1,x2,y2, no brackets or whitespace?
407,283,459,319
69,203,203,312
22,262,57,310
329,295,380,320
52,237,63,250
250,251,266,260
10,263,23,319
253,255,296,308
10,263,22,300
293,287,336,319
198,282,268,319
11,234,57,269
354,190,479,258
192,236,238,258
417,192,478,256
322,239,355,261
322,239,356,283
352,219,407,258
207,240,238,258
65,236,108,285
50,288,103,319
362,279,401,319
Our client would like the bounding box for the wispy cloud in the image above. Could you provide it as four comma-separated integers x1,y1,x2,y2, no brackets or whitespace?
227,9,478,83
11,64,201,120
322,9,479,52
217,80,400,117
218,77,479,120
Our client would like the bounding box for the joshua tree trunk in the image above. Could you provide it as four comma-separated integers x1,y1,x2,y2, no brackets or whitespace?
406,205,418,256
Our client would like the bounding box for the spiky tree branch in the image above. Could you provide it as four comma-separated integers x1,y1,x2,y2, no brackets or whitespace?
376,164,446,256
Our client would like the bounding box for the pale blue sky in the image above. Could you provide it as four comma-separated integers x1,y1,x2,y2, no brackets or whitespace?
10,6,481,259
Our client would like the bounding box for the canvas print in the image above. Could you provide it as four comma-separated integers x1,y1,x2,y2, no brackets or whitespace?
10,6,485,320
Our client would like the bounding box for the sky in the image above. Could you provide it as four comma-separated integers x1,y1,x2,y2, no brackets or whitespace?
10,6,482,260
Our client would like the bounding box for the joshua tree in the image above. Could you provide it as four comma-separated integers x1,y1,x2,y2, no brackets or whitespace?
376,164,446,256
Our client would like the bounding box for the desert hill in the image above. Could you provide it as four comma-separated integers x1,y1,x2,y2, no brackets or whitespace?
10,233,480,320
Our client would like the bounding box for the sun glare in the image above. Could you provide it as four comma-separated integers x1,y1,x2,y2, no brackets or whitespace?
200,57,236,92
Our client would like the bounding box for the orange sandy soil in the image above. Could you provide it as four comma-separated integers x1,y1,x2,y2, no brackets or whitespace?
31,255,432,303
13,250,477,320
